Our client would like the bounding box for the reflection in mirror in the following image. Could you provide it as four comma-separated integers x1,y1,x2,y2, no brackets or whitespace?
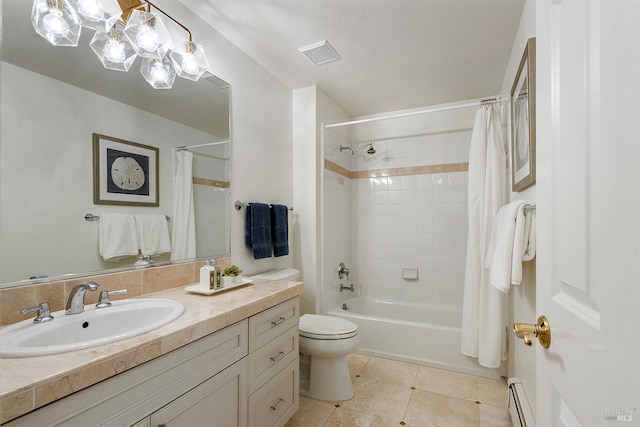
0,0,231,287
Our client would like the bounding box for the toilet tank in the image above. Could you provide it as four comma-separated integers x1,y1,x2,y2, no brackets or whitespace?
250,268,300,281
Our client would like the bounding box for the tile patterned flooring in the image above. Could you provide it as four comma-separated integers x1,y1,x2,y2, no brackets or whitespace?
285,353,512,427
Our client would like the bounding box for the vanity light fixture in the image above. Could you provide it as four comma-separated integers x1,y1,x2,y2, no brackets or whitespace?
30,0,211,89
75,0,122,32
170,40,210,81
123,9,173,59
31,0,83,46
90,27,137,71
140,56,176,89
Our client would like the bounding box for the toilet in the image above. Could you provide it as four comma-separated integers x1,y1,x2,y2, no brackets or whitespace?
250,268,359,401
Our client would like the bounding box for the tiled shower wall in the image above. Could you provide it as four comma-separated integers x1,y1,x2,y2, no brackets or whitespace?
324,127,471,310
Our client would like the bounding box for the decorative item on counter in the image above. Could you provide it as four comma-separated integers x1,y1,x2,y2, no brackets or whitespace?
221,265,243,287
211,259,222,290
200,259,221,291
199,259,215,291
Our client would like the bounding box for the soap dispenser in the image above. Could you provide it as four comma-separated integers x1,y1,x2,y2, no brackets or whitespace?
210,259,222,290
200,259,215,291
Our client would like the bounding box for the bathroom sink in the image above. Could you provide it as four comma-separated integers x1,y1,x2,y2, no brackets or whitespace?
0,298,185,357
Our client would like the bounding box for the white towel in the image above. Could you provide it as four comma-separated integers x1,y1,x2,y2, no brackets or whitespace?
99,213,139,261
135,214,171,256
486,201,532,293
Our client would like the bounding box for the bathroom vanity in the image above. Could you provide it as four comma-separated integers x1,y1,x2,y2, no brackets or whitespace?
0,280,302,426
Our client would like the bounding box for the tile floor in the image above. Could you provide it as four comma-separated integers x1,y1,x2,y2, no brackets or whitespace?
285,353,512,427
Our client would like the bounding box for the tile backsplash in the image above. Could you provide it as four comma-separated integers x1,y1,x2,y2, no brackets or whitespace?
0,256,230,327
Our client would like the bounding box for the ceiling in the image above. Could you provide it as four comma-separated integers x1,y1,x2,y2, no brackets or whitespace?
179,0,525,117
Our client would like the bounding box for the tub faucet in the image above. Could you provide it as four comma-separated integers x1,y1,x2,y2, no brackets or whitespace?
66,281,99,315
340,284,355,292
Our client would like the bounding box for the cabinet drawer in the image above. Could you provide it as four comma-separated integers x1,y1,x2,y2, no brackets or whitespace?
248,325,299,393
150,358,248,427
249,297,299,352
248,359,299,427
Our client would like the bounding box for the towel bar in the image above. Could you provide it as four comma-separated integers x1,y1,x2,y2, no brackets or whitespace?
523,204,536,213
84,213,170,221
234,200,294,211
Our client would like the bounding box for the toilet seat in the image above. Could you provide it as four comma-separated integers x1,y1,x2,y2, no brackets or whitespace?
299,314,358,340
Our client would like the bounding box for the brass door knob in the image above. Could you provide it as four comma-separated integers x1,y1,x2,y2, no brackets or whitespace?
513,315,551,349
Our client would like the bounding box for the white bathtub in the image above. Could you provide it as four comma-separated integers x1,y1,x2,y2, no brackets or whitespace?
328,298,502,379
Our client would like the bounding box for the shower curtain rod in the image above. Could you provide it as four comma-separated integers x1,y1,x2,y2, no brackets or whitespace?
175,140,229,151
324,97,505,129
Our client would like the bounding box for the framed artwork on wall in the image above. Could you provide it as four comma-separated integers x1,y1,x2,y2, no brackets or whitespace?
93,133,159,206
510,37,536,192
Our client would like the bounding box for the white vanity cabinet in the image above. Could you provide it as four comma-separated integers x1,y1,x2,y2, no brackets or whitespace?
247,297,300,427
3,297,300,427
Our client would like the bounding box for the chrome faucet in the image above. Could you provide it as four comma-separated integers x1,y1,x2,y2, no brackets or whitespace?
340,284,355,292
66,281,99,315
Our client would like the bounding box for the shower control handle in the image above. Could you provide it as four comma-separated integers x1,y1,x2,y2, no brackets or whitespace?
338,262,350,280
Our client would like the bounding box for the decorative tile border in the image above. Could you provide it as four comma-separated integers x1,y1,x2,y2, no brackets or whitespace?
324,159,468,179
193,177,230,188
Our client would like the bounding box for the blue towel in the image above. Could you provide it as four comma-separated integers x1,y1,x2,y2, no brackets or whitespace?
245,203,272,259
271,204,289,257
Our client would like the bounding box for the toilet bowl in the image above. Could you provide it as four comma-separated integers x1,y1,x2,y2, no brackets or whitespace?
250,268,359,401
299,314,359,401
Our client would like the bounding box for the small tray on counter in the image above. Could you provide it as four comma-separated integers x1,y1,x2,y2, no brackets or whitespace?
185,279,253,295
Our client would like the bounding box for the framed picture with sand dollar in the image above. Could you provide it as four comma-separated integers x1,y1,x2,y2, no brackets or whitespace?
93,133,159,206
511,37,536,192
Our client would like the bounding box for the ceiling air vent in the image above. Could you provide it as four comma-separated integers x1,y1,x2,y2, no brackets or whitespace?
298,40,341,66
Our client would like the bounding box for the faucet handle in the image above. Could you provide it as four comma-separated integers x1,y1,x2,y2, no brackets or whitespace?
338,262,350,280
20,302,54,323
96,289,128,308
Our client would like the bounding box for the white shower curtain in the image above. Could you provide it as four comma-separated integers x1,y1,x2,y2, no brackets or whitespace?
171,150,196,261
460,104,507,368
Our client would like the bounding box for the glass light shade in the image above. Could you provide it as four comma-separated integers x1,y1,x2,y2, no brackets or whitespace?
140,57,176,89
123,10,174,60
31,0,82,46
90,27,137,71
69,0,121,32
169,40,210,81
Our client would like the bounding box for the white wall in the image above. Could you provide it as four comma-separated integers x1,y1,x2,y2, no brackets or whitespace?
292,86,351,314
293,86,319,314
500,0,537,414
127,0,295,277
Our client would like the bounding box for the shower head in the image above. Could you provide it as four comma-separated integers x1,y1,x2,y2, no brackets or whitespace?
340,142,376,155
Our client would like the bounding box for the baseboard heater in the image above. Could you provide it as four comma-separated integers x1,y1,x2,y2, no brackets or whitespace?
508,378,536,427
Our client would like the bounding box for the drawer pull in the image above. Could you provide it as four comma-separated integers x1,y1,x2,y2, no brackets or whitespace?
270,398,286,411
270,351,286,362
158,424,167,427
271,316,286,326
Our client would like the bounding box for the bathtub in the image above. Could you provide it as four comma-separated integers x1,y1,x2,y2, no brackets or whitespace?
328,298,502,379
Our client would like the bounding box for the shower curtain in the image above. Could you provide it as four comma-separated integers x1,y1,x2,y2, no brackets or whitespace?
171,150,196,261
460,103,507,368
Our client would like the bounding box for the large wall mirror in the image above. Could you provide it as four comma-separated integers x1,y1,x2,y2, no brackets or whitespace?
0,0,231,287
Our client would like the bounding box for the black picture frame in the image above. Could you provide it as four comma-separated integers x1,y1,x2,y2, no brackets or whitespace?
93,133,159,206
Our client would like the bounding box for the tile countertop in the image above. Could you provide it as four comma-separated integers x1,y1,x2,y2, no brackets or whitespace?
0,279,303,424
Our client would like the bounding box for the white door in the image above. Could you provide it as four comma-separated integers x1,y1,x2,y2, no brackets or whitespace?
534,0,640,426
